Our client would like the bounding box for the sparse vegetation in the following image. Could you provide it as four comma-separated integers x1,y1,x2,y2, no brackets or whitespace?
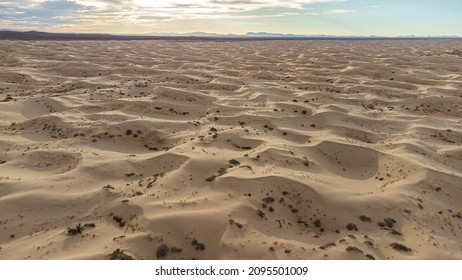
313,219,322,228
365,254,375,260
359,215,372,222
171,247,183,253
383,218,396,228
347,223,358,231
390,243,412,252
191,239,206,250
232,143,252,150
320,242,336,250
346,246,363,253
228,219,243,229
113,215,125,227
364,240,374,247
156,244,170,258
109,249,134,260
263,124,274,131
229,159,240,165
67,223,83,235
218,167,227,175
205,175,217,182
257,210,265,218
205,167,229,182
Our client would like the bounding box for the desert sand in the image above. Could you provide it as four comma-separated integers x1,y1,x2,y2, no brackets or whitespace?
0,39,461,260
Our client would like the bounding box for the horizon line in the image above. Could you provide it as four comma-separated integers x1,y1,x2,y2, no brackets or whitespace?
1,30,461,41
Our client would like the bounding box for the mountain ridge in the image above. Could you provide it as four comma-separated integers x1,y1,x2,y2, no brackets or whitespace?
0,30,460,40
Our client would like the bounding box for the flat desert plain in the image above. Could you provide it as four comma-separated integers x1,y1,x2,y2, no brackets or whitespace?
0,39,461,260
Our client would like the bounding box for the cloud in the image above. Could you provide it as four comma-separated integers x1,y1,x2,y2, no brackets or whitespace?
132,0,348,13
75,1,108,8
0,3,88,30
40,1,83,10
0,0,350,32
323,9,355,14
136,15,173,21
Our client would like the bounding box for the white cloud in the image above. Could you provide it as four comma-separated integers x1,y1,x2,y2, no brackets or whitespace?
323,9,355,14
132,0,347,13
0,0,351,32
75,1,107,8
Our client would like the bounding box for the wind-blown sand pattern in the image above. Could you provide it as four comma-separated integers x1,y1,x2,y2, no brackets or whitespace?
0,40,461,260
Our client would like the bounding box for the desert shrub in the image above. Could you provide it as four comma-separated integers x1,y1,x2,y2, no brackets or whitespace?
347,223,358,231
109,249,134,260
156,244,170,259
390,243,412,252
359,215,372,222
67,223,83,235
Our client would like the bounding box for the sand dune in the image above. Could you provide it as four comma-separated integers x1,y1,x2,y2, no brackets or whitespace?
0,39,461,260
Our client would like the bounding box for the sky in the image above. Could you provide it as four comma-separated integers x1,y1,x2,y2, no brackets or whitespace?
0,0,461,36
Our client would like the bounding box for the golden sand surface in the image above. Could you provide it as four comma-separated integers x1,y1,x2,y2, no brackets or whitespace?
0,40,461,259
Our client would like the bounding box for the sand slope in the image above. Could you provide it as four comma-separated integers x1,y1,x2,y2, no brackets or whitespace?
0,40,461,260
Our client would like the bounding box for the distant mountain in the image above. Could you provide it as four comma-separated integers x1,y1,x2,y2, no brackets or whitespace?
245,32,309,38
0,30,460,40
184,32,230,37
0,30,117,40
143,31,240,37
